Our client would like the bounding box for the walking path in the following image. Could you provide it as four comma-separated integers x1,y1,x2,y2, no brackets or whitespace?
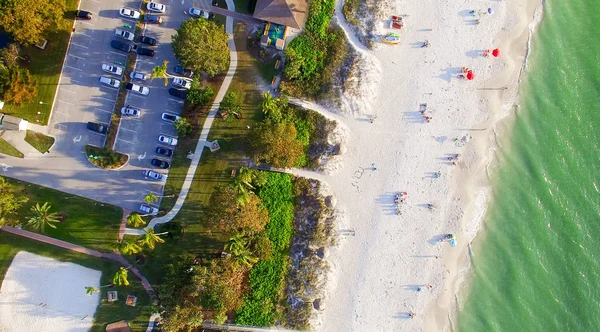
125,0,238,236
0,226,156,300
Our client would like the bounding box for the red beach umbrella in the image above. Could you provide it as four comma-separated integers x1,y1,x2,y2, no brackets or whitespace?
492,48,500,57
466,71,475,80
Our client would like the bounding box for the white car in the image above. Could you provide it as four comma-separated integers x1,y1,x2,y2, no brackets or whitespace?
130,71,147,81
121,106,140,117
115,28,134,41
119,7,141,19
99,76,120,88
189,7,209,19
161,112,181,123
158,135,178,146
147,2,166,13
126,83,149,95
101,64,123,76
143,170,167,182
172,77,192,89
139,204,159,215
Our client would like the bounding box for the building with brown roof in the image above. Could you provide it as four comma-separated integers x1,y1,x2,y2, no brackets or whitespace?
253,0,308,29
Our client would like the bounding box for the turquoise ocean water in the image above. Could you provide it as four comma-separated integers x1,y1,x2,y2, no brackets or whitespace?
458,0,600,330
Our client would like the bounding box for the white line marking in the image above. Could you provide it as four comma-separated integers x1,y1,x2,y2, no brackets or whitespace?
70,42,89,49
54,111,70,116
95,120,110,125
168,98,184,103
128,94,147,98
64,65,82,72
119,127,137,133
94,108,112,114
69,79,83,84
100,85,119,91
59,88,75,94
75,32,92,38
79,21,94,26
57,100,74,105
96,96,116,102
118,138,135,144
68,54,85,60
109,51,128,57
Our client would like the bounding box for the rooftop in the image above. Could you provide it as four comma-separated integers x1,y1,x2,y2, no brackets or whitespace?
253,0,308,29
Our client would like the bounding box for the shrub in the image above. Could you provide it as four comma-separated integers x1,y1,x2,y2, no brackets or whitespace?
186,86,214,106
84,145,128,169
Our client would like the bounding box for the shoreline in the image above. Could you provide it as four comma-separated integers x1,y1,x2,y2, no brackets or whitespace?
312,0,546,331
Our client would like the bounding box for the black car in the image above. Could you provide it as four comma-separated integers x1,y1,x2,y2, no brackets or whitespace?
174,65,193,78
155,146,173,157
111,40,132,52
144,14,163,24
168,88,187,99
76,10,92,20
139,35,157,46
137,47,155,56
151,158,170,169
87,122,107,134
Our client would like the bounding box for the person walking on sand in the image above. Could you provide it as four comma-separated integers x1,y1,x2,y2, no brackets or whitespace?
409,311,416,319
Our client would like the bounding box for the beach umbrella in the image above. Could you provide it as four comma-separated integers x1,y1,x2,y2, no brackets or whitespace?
466,71,475,80
488,7,493,14
492,48,500,57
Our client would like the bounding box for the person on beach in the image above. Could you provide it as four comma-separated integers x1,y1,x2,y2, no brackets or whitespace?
435,171,441,178
422,40,430,48
409,311,416,319
425,115,432,122
372,163,378,171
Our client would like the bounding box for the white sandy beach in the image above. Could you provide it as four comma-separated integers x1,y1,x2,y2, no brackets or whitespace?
309,0,543,331
0,251,101,332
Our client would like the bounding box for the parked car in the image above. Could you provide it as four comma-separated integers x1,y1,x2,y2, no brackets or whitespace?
110,40,132,52
125,83,149,95
158,135,178,146
115,28,134,41
161,112,181,123
174,65,193,78
120,7,141,19
155,146,173,157
136,47,155,56
102,64,123,76
143,170,167,181
151,158,170,169
172,77,192,89
144,14,163,24
188,7,209,19
139,204,159,215
168,88,187,99
139,35,157,46
147,2,166,13
87,122,107,134
121,106,140,117
76,10,92,20
130,72,147,81
99,76,120,88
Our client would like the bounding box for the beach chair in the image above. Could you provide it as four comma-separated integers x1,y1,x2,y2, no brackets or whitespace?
126,295,137,307
107,291,118,302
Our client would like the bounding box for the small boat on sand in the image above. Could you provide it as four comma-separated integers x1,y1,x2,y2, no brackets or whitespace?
391,15,403,29
382,32,400,45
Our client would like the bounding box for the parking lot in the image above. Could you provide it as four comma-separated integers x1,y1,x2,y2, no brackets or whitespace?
0,0,205,212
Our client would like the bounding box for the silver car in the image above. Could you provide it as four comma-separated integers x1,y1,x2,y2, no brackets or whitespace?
121,106,140,117
172,77,192,89
102,64,123,76
189,7,209,19
139,204,159,215
119,7,141,19
99,76,120,88
143,170,167,181
147,2,166,13
130,71,147,81
115,28,135,41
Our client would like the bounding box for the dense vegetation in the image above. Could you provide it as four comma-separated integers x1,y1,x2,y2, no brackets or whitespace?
84,145,128,169
280,0,349,100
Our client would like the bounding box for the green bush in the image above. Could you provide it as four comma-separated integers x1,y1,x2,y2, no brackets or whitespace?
186,86,215,106
84,145,128,169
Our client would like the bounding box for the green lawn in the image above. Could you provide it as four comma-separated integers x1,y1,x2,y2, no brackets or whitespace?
256,55,281,84
135,22,264,284
0,233,152,332
5,177,123,253
24,130,55,153
0,0,79,124
0,137,24,158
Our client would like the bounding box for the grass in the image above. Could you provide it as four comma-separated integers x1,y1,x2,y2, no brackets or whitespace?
135,22,264,284
256,55,281,84
24,130,55,153
0,0,79,124
84,145,129,169
0,137,24,158
0,232,152,332
5,177,123,253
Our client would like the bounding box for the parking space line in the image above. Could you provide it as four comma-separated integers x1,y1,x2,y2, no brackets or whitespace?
128,94,147,99
95,120,110,125
96,96,116,102
118,138,135,144
69,79,83,84
100,86,119,91
59,88,75,94
68,54,85,60
54,110,69,116
57,100,74,105
119,127,137,133
75,32,92,38
64,65,82,72
168,98,184,104
70,42,89,49
94,108,112,114
109,51,128,57
79,21,94,26
89,131,106,136
88,0,99,3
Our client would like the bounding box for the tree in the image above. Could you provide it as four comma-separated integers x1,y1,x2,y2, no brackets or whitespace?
0,44,24,68
0,176,28,227
0,0,66,45
112,267,130,286
249,122,304,168
138,228,165,250
174,118,192,137
126,213,147,228
144,193,159,205
27,202,60,233
171,18,230,76
150,60,171,86
120,240,143,255
204,186,269,234
84,286,100,296
219,91,241,114
232,175,253,206
186,86,214,106
260,92,288,122
224,234,258,267
161,304,204,332
2,66,37,105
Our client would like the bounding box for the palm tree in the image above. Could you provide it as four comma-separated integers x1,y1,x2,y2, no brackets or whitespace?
120,240,143,255
232,168,255,206
137,228,166,250
261,91,276,115
224,234,258,267
84,286,100,296
126,213,147,228
27,202,60,233
112,267,130,286
144,193,159,205
151,60,172,86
